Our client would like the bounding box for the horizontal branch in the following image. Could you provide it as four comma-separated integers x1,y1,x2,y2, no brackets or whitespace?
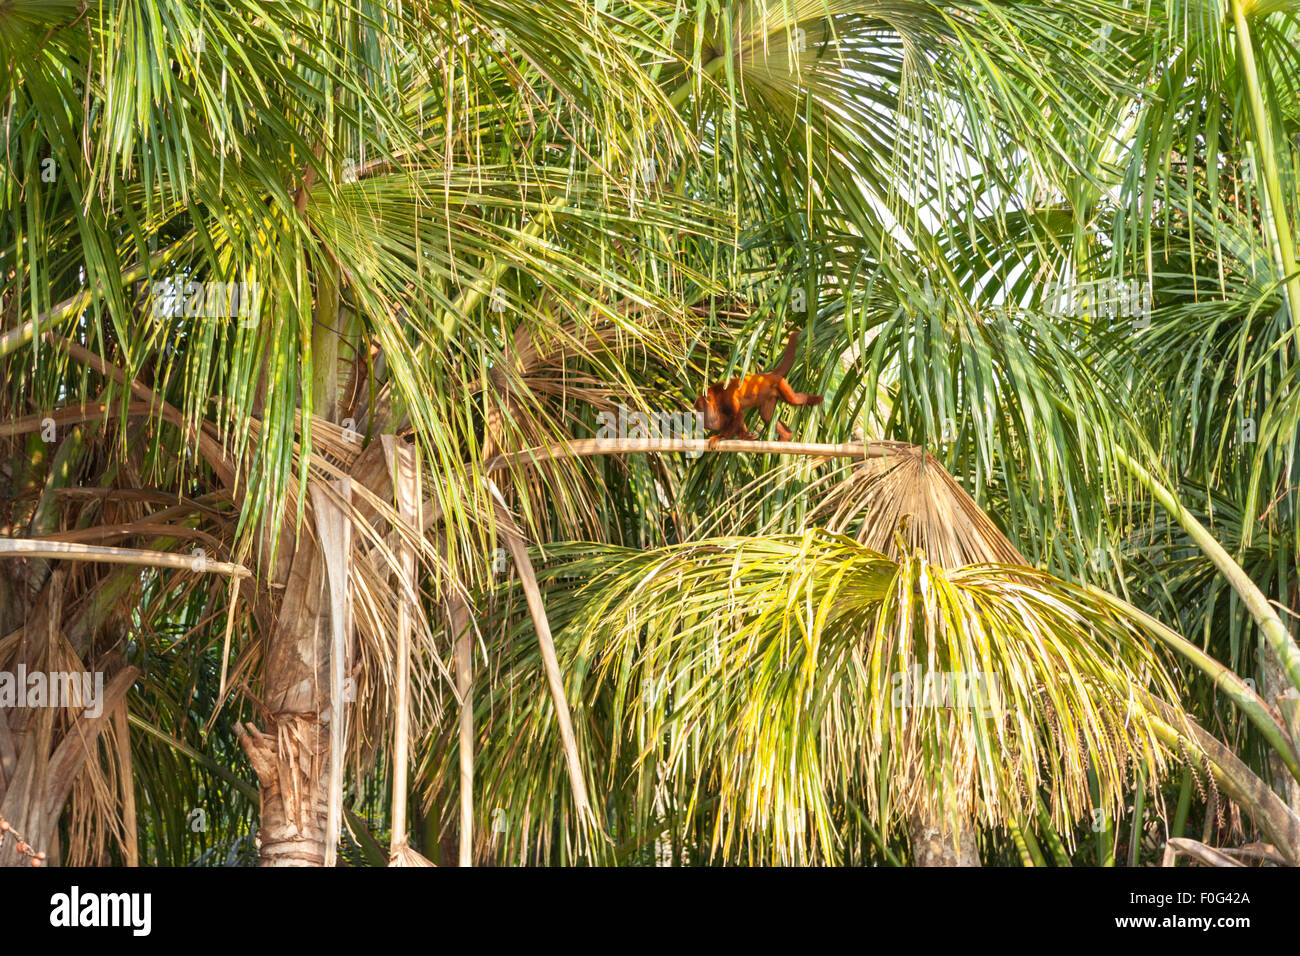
39,522,227,553
485,438,922,472
0,538,250,578
0,290,92,360
0,402,157,438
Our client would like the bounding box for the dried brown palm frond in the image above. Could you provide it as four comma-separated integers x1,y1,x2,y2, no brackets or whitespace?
1162,837,1247,867
812,443,1026,568
387,844,436,867
0,393,244,864
0,382,471,863
0,571,140,866
64,700,136,867
224,419,471,758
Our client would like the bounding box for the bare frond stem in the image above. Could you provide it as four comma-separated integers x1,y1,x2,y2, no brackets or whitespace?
486,477,593,826
383,437,420,859
0,538,250,578
485,438,919,473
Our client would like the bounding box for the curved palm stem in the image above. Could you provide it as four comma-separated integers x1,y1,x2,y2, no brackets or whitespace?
1106,439,1300,696
1086,583,1300,784
0,538,250,578
1143,701,1300,865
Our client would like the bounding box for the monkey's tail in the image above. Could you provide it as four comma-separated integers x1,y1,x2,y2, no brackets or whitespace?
771,329,801,377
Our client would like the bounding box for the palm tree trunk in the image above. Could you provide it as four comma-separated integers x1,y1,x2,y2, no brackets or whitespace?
909,812,980,866
233,272,349,867
235,532,332,866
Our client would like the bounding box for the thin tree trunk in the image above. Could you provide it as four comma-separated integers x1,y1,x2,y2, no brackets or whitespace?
909,812,981,867
235,535,332,866
235,273,350,867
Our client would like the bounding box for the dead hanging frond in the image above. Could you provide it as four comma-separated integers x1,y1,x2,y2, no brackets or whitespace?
485,477,593,830
64,692,137,867
219,419,466,781
384,436,419,863
812,443,1027,567
0,599,140,866
310,477,352,869
388,843,436,866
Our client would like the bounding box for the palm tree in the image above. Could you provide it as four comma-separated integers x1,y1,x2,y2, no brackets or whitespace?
2,0,704,865
440,449,1191,866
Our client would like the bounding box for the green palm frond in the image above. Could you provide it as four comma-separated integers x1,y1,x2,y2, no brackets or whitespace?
449,529,1183,864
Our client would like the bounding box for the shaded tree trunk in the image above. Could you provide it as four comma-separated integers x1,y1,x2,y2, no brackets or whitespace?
909,812,981,867
231,279,353,867
235,533,333,866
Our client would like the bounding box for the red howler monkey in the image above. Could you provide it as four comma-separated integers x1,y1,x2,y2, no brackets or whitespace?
694,330,823,447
